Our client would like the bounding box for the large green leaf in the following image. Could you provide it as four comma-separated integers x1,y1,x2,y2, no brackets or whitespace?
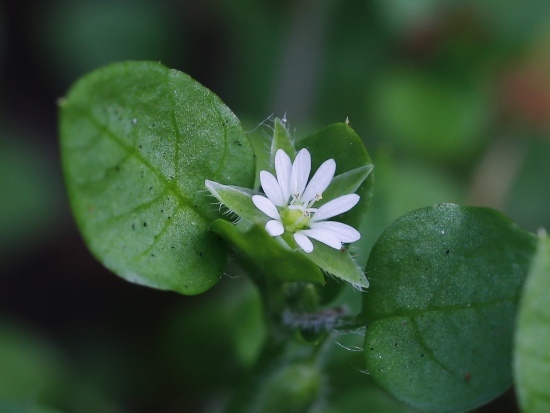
515,234,550,413
298,123,374,230
60,61,255,295
362,204,537,412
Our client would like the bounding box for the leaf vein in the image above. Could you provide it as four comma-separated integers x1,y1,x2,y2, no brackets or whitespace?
137,203,182,258
411,317,460,380
370,296,519,323
99,193,167,224
80,108,210,221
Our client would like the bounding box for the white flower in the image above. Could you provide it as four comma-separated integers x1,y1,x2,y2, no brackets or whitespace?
252,148,361,253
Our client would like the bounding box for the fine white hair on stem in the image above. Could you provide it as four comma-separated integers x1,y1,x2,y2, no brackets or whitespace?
333,340,364,352
223,271,240,279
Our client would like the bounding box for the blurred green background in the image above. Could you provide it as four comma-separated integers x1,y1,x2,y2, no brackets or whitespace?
1,0,549,412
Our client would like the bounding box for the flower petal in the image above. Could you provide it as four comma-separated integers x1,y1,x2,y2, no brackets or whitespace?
275,149,292,202
294,232,314,253
265,220,284,236
300,229,342,250
252,195,281,220
310,194,360,222
260,170,285,206
301,158,336,204
290,148,311,198
309,221,360,243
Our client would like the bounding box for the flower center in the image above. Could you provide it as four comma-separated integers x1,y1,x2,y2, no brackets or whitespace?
280,193,322,232
281,207,310,232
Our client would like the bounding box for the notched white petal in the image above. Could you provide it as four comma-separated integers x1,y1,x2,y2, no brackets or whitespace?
311,194,360,222
300,229,342,250
294,232,314,253
265,220,284,236
275,149,292,201
310,221,360,243
301,158,336,204
252,195,281,220
290,148,311,197
260,171,285,206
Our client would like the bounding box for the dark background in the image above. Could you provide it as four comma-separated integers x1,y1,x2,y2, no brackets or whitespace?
1,1,550,412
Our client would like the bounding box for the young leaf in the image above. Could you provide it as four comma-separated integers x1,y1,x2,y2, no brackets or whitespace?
362,204,537,413
59,61,255,295
298,123,374,229
210,219,325,285
514,234,550,413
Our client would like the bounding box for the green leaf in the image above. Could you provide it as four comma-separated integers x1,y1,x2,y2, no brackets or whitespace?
59,61,255,295
211,219,325,284
298,123,374,229
362,204,537,413
514,234,550,413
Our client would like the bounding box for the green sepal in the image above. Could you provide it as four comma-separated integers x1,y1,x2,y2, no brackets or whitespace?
322,164,373,207
210,219,325,285
302,239,369,290
205,180,265,224
271,117,296,164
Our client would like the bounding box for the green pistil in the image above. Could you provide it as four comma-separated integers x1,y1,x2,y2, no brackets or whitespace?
281,208,310,232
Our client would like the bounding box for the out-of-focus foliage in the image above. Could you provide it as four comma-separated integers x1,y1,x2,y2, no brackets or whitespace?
35,0,183,86
2,0,550,411
0,321,66,402
0,128,64,259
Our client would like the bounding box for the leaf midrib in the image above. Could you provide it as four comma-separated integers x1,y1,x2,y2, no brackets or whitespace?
368,294,520,323
77,106,211,222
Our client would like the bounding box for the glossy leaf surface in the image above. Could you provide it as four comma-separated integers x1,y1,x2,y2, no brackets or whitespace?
362,204,537,412
60,61,255,294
